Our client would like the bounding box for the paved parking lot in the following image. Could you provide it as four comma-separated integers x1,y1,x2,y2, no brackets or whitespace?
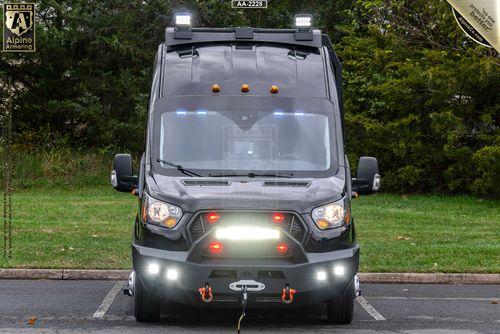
0,280,498,333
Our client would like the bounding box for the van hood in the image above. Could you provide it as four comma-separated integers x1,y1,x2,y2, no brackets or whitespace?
146,174,345,214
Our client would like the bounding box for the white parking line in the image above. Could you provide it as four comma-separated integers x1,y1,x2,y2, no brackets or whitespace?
356,296,386,321
370,296,499,301
92,281,123,318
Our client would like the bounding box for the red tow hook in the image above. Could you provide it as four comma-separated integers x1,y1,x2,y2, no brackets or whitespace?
281,284,296,304
199,283,213,303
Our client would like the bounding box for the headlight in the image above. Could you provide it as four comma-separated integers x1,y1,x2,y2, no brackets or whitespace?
311,198,347,230
142,193,182,228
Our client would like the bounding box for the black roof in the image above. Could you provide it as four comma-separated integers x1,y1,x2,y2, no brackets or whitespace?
161,43,327,99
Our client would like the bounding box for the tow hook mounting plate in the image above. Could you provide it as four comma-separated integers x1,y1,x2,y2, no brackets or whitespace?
229,280,265,292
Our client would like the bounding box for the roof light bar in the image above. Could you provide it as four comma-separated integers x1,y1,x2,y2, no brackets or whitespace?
174,12,192,27
294,14,313,29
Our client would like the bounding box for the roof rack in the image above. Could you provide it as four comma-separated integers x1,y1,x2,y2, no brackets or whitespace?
165,27,322,48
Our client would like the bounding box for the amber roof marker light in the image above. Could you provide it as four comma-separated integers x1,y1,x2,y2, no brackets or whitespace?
211,84,221,93
240,84,250,93
270,85,279,94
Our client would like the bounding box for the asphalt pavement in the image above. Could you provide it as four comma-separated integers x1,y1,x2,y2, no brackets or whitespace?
0,280,498,333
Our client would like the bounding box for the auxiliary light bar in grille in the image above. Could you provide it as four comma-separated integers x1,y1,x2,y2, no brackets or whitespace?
188,211,306,244
216,226,280,241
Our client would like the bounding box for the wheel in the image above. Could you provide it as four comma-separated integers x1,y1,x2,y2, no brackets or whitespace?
134,274,160,322
326,278,355,324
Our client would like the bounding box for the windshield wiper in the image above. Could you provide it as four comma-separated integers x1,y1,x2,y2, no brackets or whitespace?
208,172,294,178
156,159,202,177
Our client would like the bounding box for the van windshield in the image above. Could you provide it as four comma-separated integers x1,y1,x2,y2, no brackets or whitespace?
157,110,334,174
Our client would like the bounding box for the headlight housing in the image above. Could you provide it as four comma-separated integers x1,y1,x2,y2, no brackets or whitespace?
311,198,349,230
142,193,182,228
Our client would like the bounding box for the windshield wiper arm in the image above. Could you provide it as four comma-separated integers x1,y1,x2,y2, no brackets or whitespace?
156,159,202,177
208,172,294,178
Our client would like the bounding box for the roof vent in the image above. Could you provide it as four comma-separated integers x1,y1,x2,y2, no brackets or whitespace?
182,180,231,186
262,180,311,187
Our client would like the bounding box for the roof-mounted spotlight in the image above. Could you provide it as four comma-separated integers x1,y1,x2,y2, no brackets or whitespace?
294,14,313,41
173,12,193,39
294,14,313,30
174,12,192,27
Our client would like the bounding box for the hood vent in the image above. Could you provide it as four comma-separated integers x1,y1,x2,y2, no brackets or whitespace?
262,180,311,187
181,179,231,186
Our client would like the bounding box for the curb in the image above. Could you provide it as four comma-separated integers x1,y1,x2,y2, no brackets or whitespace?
357,273,500,285
0,269,499,284
0,269,129,280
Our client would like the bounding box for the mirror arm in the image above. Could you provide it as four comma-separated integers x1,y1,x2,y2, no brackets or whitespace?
352,178,370,193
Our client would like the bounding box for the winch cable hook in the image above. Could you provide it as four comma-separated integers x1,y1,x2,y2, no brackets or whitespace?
237,286,248,334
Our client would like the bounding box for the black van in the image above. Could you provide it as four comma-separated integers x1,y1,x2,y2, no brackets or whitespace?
112,14,380,324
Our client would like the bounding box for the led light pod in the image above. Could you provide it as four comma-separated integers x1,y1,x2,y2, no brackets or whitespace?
174,13,192,27
294,14,313,29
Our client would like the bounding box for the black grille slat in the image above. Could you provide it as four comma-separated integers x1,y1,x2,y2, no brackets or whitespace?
290,219,305,241
189,219,204,241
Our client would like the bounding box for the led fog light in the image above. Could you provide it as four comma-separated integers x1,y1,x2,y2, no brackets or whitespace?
166,268,178,281
333,265,345,276
147,263,160,275
316,271,327,281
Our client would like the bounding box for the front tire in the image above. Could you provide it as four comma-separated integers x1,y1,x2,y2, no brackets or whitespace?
326,279,355,324
134,274,160,322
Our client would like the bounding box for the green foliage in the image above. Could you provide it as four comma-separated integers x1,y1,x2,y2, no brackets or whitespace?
1,0,498,197
2,148,112,189
341,0,499,197
470,145,500,198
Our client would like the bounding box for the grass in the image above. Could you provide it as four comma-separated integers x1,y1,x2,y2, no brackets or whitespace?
0,186,498,272
354,194,499,273
0,187,136,269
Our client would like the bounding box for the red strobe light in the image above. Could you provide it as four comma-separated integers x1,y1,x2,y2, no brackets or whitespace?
209,241,223,254
207,212,220,223
276,243,288,254
272,212,285,223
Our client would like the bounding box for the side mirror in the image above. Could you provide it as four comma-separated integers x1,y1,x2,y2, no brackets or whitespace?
352,156,380,195
111,154,138,193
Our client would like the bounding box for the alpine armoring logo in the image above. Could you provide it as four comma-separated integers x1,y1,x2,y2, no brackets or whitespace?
3,3,35,52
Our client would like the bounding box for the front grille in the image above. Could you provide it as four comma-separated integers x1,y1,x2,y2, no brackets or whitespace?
188,211,307,244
